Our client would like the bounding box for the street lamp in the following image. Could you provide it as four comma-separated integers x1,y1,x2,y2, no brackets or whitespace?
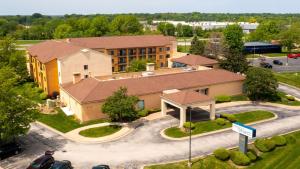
187,106,192,168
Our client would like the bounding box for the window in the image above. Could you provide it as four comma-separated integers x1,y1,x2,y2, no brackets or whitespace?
119,49,127,56
160,62,164,67
84,75,89,78
119,65,126,72
112,59,114,64
148,48,156,54
112,67,115,72
139,48,146,55
119,57,126,64
109,50,114,55
195,88,209,95
137,100,145,110
166,54,170,58
166,47,170,51
159,55,164,59
84,65,88,70
129,49,136,56
159,47,164,52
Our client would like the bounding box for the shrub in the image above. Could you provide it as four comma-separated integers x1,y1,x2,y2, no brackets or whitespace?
230,151,251,166
255,138,276,152
216,118,227,126
286,135,297,144
213,148,230,161
272,135,287,146
37,88,44,93
246,150,257,162
137,109,149,117
286,95,295,101
216,95,231,103
183,122,195,130
39,92,48,100
221,113,237,123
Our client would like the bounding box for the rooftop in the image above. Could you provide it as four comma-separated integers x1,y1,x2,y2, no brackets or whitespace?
171,54,218,66
61,69,245,104
162,90,213,106
67,35,176,49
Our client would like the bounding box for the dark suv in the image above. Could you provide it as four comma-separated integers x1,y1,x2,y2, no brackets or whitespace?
50,160,73,169
260,62,273,69
0,141,22,160
27,151,55,169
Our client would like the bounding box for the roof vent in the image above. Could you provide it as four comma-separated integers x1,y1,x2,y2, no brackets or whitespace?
81,49,89,53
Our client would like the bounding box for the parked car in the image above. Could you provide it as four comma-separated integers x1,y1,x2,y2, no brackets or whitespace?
260,62,273,69
92,165,110,169
288,53,300,59
27,151,55,169
273,59,283,65
0,141,22,160
50,160,73,169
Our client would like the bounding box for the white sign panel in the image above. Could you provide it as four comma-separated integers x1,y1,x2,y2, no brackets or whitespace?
232,122,256,138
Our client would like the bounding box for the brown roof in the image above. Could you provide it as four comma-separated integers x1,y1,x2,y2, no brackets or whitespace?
172,54,218,66
162,91,213,105
67,35,176,49
61,69,245,104
28,41,83,63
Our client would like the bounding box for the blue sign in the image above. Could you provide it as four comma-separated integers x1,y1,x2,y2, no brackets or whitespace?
232,122,256,138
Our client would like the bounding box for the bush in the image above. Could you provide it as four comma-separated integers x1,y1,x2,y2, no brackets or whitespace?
221,113,237,123
230,151,251,166
213,148,230,161
183,122,195,130
255,138,276,152
246,150,257,162
286,135,297,144
286,95,295,101
216,118,227,126
39,92,48,100
216,95,231,103
272,135,287,146
37,88,44,93
137,109,149,117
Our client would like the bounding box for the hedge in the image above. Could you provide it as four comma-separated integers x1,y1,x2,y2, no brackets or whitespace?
255,138,276,152
271,135,287,146
286,95,296,101
213,148,230,161
230,151,251,166
216,118,227,126
286,135,297,144
246,149,257,162
138,109,149,117
39,92,48,100
221,113,237,123
183,122,195,130
216,95,231,103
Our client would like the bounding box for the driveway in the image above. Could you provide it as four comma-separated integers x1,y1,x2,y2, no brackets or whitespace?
250,56,300,72
1,104,300,169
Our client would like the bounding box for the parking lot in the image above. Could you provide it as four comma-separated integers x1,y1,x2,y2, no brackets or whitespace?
251,56,300,72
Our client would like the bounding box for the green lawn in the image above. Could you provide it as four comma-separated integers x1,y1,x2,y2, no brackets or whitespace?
13,82,45,104
79,125,122,138
274,72,300,88
145,131,300,169
246,53,288,58
164,111,274,138
37,109,109,133
177,45,191,53
15,40,44,45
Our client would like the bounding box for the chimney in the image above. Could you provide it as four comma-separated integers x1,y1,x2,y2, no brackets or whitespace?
72,73,81,84
146,63,155,72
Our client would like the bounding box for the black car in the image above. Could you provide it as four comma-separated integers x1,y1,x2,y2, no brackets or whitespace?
273,60,283,65
260,62,273,69
92,165,110,169
27,151,55,169
50,160,73,169
0,141,22,160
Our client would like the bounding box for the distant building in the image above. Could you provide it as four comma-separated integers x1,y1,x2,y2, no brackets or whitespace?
244,42,282,54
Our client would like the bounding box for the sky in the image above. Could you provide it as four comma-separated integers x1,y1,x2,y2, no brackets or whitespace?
1,0,300,15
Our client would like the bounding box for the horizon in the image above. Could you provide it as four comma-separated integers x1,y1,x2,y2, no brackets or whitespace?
1,0,300,15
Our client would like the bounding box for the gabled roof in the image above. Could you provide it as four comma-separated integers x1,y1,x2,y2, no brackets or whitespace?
162,91,213,106
172,54,218,66
61,69,245,104
67,35,176,49
27,41,84,63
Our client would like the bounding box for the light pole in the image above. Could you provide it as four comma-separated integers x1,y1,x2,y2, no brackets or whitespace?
187,106,192,168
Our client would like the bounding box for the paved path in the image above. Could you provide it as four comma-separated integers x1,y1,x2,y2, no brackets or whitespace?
278,83,300,99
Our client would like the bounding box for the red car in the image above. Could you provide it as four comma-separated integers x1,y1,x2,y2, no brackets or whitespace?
287,53,300,59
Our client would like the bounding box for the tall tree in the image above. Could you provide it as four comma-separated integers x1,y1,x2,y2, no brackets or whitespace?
220,24,248,73
280,23,300,53
249,21,282,42
204,32,223,59
102,87,139,122
89,16,109,36
0,67,38,143
110,15,143,35
190,36,205,55
53,24,72,39
157,22,175,36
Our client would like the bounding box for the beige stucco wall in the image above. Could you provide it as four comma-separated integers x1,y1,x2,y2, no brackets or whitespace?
58,49,112,84
60,79,244,122
60,89,84,121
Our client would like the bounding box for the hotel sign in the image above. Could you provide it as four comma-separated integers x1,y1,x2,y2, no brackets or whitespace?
232,122,256,139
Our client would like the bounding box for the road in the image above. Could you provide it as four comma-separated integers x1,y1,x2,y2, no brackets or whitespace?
250,56,300,72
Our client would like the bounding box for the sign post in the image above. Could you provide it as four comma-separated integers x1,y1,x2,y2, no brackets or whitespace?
232,122,256,154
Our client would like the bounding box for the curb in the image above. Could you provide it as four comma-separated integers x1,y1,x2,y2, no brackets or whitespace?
160,112,278,141
143,128,300,169
279,82,300,91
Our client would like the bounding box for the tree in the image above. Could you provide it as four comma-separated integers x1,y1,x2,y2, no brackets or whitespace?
102,87,139,122
110,15,143,35
176,23,183,37
249,21,281,42
53,24,72,39
89,16,109,36
127,59,148,72
182,25,193,37
190,36,205,55
244,67,278,101
220,24,248,73
157,22,175,36
0,67,38,143
204,32,223,59
279,23,300,53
